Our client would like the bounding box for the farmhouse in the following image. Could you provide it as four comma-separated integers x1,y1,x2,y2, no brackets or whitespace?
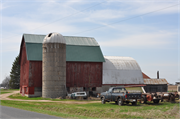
19,33,145,97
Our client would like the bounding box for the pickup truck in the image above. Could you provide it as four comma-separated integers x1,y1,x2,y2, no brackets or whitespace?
100,87,142,106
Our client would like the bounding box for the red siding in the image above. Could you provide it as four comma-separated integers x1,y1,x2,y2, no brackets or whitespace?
142,72,150,79
20,39,29,93
66,62,102,87
19,39,42,95
29,61,42,88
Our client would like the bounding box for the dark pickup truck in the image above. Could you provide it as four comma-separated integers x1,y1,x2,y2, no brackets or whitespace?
100,87,142,106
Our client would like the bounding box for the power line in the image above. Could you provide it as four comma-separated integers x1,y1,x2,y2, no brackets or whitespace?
73,3,179,35
3,0,108,40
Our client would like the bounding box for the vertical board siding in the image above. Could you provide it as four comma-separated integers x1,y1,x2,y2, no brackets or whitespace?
144,84,167,93
20,40,29,90
66,62,102,87
29,61,42,87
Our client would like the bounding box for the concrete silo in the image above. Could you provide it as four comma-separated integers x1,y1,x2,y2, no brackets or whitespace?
42,32,66,98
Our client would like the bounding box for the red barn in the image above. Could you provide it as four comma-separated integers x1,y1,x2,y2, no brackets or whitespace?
19,34,105,97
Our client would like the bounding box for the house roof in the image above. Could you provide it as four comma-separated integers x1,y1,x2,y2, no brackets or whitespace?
21,34,105,62
144,78,168,84
102,56,144,85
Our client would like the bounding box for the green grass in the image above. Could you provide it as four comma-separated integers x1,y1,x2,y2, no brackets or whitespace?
0,89,19,95
8,93,99,101
1,100,179,118
0,92,11,94
0,89,19,91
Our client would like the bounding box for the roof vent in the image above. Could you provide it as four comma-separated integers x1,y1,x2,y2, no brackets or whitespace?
48,33,52,37
43,32,66,44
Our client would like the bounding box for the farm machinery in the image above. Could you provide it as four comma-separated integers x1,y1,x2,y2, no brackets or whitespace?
141,90,179,104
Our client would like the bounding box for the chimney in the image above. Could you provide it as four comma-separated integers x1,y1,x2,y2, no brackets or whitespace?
157,71,159,79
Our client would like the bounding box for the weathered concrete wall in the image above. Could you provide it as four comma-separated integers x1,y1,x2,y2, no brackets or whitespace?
42,43,66,98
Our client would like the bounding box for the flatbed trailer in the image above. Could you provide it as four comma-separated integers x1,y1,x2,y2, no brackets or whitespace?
141,93,162,104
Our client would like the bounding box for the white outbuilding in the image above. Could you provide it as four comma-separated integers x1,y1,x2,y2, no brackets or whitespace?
103,56,144,85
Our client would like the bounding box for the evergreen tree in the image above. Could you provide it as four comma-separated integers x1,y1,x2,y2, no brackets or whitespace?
9,55,20,89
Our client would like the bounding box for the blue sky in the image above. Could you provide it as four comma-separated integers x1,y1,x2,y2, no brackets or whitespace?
0,0,179,84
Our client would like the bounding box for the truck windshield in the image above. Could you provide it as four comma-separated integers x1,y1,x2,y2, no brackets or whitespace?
112,88,126,93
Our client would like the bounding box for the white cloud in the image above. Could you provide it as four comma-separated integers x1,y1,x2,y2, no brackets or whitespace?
99,31,175,48
0,2,9,10
86,9,125,21
130,2,178,15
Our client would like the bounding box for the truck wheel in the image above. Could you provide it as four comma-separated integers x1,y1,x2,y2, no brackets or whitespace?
170,96,175,103
141,97,145,104
117,98,123,106
101,97,106,104
132,100,137,105
161,98,163,102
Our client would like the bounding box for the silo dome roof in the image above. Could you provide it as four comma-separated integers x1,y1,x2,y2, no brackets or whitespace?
43,32,66,44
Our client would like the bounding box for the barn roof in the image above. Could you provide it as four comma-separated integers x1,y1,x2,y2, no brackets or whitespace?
144,78,168,84
103,56,144,84
23,34,99,46
21,34,105,62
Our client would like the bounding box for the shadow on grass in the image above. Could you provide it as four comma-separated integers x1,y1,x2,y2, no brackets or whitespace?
107,102,142,106
145,103,164,105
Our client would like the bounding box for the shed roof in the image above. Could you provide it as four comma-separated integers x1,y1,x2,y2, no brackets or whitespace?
103,56,144,84
144,79,168,84
21,34,105,62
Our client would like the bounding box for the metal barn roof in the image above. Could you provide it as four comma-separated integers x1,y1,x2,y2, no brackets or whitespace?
65,36,99,46
144,78,168,84
103,56,144,84
23,34,99,46
22,34,104,62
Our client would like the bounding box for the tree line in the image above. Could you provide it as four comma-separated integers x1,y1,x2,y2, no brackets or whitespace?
1,55,20,89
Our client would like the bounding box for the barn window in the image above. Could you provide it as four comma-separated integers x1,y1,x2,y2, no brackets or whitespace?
67,87,70,92
92,87,96,91
83,87,86,91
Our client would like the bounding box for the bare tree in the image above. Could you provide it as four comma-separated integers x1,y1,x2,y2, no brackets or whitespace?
1,76,11,89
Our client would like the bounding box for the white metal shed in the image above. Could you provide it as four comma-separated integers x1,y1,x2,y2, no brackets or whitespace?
103,56,144,85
